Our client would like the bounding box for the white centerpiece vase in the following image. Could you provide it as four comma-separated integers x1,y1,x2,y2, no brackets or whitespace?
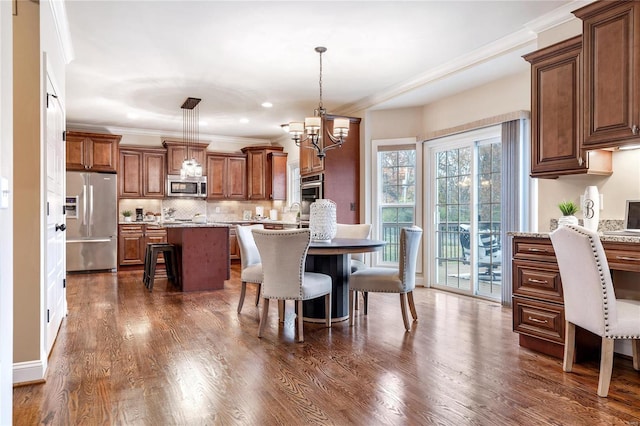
582,185,600,232
309,199,337,242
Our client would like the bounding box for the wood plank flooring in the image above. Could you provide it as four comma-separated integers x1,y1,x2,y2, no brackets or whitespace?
13,265,640,425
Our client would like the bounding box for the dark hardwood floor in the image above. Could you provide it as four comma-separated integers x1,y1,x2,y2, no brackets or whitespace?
13,265,640,425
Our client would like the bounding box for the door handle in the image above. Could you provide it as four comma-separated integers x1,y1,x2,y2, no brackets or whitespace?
55,223,66,232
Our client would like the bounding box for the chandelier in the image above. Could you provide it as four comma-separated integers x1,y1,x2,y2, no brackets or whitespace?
288,47,350,159
180,97,203,178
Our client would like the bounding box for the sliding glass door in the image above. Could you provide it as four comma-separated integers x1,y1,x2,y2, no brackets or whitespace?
428,126,502,300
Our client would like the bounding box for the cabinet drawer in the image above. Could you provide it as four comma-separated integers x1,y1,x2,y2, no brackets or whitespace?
119,224,144,234
513,296,564,344
513,238,556,261
602,242,640,273
513,259,563,302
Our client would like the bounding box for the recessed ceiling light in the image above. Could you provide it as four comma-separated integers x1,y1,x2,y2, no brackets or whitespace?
239,118,249,124
261,102,273,108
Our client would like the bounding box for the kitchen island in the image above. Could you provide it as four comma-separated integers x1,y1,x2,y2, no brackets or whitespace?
165,223,230,291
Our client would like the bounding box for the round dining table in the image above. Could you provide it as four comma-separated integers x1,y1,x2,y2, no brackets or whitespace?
304,237,386,322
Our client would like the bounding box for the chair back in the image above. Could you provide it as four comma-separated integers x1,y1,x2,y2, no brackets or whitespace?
549,225,618,337
399,226,422,292
236,224,264,270
252,228,311,300
335,223,372,262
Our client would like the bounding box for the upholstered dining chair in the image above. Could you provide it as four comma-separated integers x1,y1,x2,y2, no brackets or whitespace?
235,224,264,314
349,226,422,331
252,228,332,342
335,223,372,273
550,224,640,397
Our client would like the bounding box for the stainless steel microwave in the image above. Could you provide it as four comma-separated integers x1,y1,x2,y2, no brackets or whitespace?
167,175,207,198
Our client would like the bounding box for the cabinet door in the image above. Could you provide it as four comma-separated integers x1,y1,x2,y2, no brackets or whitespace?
90,135,118,172
118,225,145,265
119,150,143,198
300,138,324,175
206,155,227,199
227,156,247,200
246,149,267,200
525,37,586,177
576,1,640,148
166,145,189,176
269,152,287,200
143,151,166,198
229,229,240,260
66,134,88,171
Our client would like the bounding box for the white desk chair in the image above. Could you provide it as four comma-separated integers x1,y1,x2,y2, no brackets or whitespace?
253,228,332,342
550,224,640,397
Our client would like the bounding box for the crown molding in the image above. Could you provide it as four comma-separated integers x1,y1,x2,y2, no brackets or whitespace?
66,122,271,146
48,0,74,64
337,1,592,116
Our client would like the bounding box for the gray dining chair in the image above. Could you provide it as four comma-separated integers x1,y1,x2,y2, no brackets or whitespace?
252,228,332,342
235,224,264,313
349,226,422,331
550,224,640,397
335,223,372,273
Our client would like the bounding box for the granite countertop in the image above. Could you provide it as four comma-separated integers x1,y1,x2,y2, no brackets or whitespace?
509,230,640,243
119,219,298,228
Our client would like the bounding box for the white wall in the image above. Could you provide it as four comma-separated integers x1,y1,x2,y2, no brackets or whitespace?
0,0,12,422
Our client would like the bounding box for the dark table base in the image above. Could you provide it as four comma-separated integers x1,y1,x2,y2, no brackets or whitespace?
303,253,350,322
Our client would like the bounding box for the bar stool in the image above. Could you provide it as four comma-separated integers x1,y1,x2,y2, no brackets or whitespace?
143,243,179,292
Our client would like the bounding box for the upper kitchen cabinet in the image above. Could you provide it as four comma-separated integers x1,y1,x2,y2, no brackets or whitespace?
241,146,287,201
162,140,209,176
206,152,247,200
322,116,361,224
300,137,324,175
524,36,612,178
574,1,640,149
118,146,167,199
66,131,121,173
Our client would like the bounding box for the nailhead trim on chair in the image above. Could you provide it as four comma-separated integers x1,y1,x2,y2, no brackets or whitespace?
565,225,640,339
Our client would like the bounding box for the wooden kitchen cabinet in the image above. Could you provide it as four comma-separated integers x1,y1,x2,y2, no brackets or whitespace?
241,146,287,201
300,137,324,175
229,227,240,260
118,146,167,199
524,36,612,178
206,152,247,200
118,224,167,267
66,131,121,172
574,1,640,149
163,140,209,176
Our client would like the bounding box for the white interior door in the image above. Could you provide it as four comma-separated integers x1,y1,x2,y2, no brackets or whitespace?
45,71,66,355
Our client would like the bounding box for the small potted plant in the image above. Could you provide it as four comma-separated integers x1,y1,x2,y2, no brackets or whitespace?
122,210,132,222
558,201,579,227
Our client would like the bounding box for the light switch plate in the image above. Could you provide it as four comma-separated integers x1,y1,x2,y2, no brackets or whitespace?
0,176,8,209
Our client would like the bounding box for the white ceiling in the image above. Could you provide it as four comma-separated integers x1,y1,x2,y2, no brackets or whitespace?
64,0,587,142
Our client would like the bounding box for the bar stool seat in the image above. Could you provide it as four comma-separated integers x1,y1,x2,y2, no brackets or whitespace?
143,243,179,292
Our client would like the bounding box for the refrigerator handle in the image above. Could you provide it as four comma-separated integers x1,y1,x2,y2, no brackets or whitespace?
82,184,88,226
89,184,94,231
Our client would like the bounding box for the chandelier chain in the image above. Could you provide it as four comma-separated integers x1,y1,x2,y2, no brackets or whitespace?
318,48,323,111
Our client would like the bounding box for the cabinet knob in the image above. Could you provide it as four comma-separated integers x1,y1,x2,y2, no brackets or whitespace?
633,125,639,135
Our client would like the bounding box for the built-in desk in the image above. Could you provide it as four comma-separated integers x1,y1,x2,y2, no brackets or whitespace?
510,232,640,359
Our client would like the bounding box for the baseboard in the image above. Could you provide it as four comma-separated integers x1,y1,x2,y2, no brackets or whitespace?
13,360,45,385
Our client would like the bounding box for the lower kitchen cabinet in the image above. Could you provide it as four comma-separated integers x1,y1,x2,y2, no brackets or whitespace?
118,224,167,267
229,227,240,260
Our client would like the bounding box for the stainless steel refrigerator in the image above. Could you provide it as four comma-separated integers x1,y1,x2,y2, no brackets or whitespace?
66,171,118,272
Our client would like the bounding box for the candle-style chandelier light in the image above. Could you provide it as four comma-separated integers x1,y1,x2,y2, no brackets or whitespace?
180,97,203,178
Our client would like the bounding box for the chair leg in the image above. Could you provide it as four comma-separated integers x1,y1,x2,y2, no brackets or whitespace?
325,293,331,329
354,291,359,310
258,298,269,338
254,283,261,306
363,292,368,315
297,300,304,342
633,339,640,371
237,282,247,313
563,321,576,372
597,337,615,397
278,300,285,322
399,293,410,331
349,290,355,326
407,291,418,321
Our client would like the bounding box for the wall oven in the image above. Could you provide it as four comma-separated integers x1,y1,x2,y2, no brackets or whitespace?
167,175,207,198
300,173,323,225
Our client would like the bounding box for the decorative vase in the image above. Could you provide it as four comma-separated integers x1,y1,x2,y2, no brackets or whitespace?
582,185,600,232
558,215,579,228
309,199,337,242
123,216,132,222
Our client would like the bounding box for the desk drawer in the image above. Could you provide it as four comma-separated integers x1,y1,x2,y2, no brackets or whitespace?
603,243,640,273
513,259,563,302
513,238,556,262
513,296,564,344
